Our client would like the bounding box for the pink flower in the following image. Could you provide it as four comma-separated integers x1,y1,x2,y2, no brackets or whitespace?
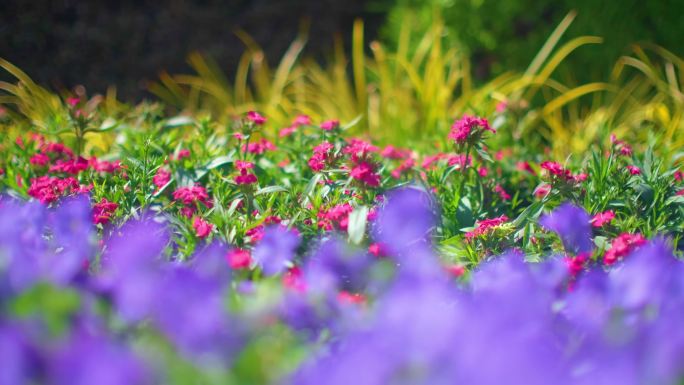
565,252,589,278
30,153,50,166
245,225,264,243
243,139,276,154
516,161,536,175
445,264,466,278
320,119,340,131
235,169,258,185
495,101,508,113
66,97,80,107
193,217,213,238
153,168,171,190
573,173,588,183
235,160,254,170
49,157,89,174
591,210,615,228
604,233,646,265
89,157,121,173
279,126,297,137
447,154,472,169
675,170,683,182
610,134,633,156
176,149,191,160
494,184,511,200
173,185,212,207
282,266,306,292
293,114,312,127
93,198,118,225
227,248,252,269
448,115,493,145
350,161,381,187
368,242,386,257
540,161,570,178
337,291,366,305
421,153,446,169
41,143,74,159
390,158,415,179
534,183,551,199
343,138,378,162
626,165,641,175
478,166,489,177
246,111,266,125
465,215,508,240
308,141,334,172
317,203,354,231
28,176,81,204
380,145,410,160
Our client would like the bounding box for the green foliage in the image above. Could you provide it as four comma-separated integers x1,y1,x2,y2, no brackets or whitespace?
382,0,684,82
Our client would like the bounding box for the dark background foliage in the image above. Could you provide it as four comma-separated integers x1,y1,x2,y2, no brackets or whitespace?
2,0,683,100
0,0,386,100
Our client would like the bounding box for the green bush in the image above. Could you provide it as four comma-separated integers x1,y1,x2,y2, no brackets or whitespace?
381,0,684,82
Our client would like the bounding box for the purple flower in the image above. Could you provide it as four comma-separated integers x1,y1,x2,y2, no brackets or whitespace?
540,202,593,254
152,266,239,359
49,329,151,385
253,226,300,275
46,194,94,284
98,218,169,322
0,324,35,385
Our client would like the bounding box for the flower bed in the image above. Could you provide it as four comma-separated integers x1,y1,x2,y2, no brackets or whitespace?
1,108,684,384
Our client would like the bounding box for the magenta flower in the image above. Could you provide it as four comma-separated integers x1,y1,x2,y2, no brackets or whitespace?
591,210,615,228
246,111,266,125
93,198,118,225
193,217,213,239
227,248,252,269
604,233,646,265
235,160,254,170
465,215,509,240
172,185,211,207
29,153,50,166
153,168,171,190
320,119,340,131
235,169,258,185
540,161,570,178
293,114,312,127
494,184,511,200
626,165,641,175
448,115,493,145
350,161,381,187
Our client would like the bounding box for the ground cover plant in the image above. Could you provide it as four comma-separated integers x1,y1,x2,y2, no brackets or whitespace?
2,16,684,384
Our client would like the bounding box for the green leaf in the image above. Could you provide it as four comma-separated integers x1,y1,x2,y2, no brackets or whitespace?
98,117,118,132
255,186,289,195
204,155,234,170
164,116,195,128
347,206,369,245
475,145,493,163
341,114,363,131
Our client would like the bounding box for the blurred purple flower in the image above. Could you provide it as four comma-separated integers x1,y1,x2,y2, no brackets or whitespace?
253,226,300,276
152,266,239,359
98,218,169,322
49,329,151,385
373,187,436,256
540,202,593,254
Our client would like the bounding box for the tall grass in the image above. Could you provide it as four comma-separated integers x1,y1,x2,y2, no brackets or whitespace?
2,13,684,157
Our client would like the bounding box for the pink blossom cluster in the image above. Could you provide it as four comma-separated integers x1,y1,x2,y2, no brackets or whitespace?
465,215,509,240
448,115,494,145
